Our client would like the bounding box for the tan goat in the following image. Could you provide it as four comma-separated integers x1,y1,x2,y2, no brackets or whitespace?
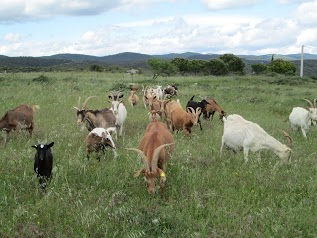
126,122,174,194
170,105,201,136
128,90,139,109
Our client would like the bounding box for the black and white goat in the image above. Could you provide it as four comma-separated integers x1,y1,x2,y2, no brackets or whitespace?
32,142,54,189
186,95,209,130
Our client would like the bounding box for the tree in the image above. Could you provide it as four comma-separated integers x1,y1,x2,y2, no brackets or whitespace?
147,58,177,77
251,63,267,75
205,59,228,76
219,53,245,74
171,58,189,75
188,60,206,75
269,59,296,75
90,64,102,72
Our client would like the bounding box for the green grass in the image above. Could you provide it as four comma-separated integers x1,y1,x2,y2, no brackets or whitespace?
1,72,317,237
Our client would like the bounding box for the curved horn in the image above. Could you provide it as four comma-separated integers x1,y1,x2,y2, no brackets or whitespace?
82,96,97,109
117,91,124,99
280,130,293,148
77,97,81,108
108,91,115,100
196,107,202,114
151,143,174,171
126,148,149,172
303,98,314,108
187,107,195,114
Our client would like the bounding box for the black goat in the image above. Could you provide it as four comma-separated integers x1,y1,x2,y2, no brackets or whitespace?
32,142,54,189
186,96,209,130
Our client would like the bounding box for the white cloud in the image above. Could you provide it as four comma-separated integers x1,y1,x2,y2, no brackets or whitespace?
201,0,259,10
3,33,23,42
294,0,317,24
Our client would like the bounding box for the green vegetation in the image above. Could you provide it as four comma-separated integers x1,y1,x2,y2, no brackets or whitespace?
1,72,317,237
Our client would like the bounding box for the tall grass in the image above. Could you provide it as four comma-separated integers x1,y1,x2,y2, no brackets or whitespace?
1,72,317,237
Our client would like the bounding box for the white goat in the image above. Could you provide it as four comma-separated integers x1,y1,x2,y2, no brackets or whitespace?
109,100,127,137
289,99,317,138
220,114,292,163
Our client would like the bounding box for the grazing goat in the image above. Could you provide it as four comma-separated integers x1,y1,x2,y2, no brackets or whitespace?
128,90,139,109
32,142,54,189
126,122,174,194
109,94,127,137
199,96,226,121
186,95,209,130
73,96,116,133
170,104,201,136
0,104,39,139
289,99,317,138
220,114,292,163
86,127,117,160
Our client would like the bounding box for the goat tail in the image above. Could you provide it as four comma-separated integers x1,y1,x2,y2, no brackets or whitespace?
32,105,40,112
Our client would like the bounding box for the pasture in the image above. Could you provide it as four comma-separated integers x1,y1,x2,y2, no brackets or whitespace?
1,72,317,237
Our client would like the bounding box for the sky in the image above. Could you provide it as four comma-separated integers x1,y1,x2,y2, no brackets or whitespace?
0,0,317,57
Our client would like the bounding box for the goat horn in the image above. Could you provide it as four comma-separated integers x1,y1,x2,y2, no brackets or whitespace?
280,130,293,148
303,98,314,108
82,96,97,109
187,107,195,114
151,143,174,172
126,148,150,172
77,97,81,108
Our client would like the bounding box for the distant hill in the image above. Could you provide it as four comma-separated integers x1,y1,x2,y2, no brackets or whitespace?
1,52,317,77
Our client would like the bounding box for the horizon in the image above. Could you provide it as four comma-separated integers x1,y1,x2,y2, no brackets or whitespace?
1,0,317,57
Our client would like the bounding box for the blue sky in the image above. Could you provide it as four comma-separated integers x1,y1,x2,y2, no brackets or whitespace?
0,0,316,56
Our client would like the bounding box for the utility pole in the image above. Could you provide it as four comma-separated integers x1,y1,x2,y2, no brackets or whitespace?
300,45,304,78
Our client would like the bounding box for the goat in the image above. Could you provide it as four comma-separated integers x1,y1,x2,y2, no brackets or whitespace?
126,122,174,194
128,90,139,109
186,95,209,130
142,86,153,108
289,98,317,138
163,84,178,97
220,114,292,163
73,96,116,133
162,99,182,130
0,104,39,139
86,127,117,160
32,142,54,189
199,96,226,121
170,105,201,136
109,94,127,137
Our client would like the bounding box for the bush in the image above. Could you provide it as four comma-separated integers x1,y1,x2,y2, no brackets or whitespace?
269,59,296,75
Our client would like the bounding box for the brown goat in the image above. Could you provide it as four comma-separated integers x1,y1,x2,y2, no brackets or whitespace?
0,104,39,138
128,90,139,109
86,127,117,160
126,122,174,194
202,98,226,121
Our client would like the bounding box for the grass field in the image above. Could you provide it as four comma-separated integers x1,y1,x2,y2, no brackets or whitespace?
1,72,317,237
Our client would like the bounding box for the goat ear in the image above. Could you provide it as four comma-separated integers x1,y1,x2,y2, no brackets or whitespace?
108,100,112,104
31,145,37,149
73,106,80,110
48,142,54,148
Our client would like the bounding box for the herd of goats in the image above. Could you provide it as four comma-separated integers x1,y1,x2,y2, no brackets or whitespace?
0,83,316,193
